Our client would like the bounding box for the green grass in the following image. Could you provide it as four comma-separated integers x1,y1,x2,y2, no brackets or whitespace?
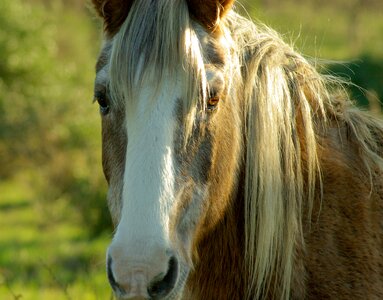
0,179,112,300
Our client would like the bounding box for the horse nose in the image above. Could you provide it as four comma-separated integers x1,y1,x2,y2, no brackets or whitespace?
147,256,178,298
107,256,125,295
107,254,179,299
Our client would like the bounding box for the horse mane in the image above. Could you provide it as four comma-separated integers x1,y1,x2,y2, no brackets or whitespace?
227,12,383,299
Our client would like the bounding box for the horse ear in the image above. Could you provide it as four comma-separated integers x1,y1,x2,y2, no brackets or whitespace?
92,0,134,37
187,0,235,30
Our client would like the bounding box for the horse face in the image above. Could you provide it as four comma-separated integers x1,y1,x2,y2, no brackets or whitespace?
95,33,241,300
93,1,238,299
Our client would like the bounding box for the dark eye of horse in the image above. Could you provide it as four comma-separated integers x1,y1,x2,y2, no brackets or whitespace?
94,91,110,115
207,96,220,111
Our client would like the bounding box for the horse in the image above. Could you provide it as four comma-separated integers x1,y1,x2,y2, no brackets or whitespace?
91,0,383,299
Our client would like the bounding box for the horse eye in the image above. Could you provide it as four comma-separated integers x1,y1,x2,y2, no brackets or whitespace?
207,96,220,111
94,92,110,115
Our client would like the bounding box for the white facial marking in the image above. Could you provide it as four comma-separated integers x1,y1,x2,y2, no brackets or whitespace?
108,70,183,292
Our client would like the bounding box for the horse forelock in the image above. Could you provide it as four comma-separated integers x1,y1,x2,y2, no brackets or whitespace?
107,0,238,143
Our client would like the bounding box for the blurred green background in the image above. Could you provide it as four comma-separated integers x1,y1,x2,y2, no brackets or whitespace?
0,0,382,299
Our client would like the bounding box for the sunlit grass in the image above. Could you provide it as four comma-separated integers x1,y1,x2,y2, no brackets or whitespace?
0,179,111,300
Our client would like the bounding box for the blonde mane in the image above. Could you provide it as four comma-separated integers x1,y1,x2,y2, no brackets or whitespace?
234,16,325,298
228,13,383,299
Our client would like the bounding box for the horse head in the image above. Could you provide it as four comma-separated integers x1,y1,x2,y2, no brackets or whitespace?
92,0,240,298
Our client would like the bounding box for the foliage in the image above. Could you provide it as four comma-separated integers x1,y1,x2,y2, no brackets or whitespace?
0,0,111,234
0,0,56,176
0,1,113,298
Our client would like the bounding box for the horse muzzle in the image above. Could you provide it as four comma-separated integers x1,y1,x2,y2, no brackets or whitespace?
107,244,179,300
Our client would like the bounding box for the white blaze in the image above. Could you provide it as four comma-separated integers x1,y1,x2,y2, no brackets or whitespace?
110,73,181,271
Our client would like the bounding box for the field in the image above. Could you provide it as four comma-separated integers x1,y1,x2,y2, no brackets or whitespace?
0,180,110,299
0,0,382,299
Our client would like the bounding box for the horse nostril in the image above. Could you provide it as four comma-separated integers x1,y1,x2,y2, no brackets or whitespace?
107,256,124,294
148,256,179,298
